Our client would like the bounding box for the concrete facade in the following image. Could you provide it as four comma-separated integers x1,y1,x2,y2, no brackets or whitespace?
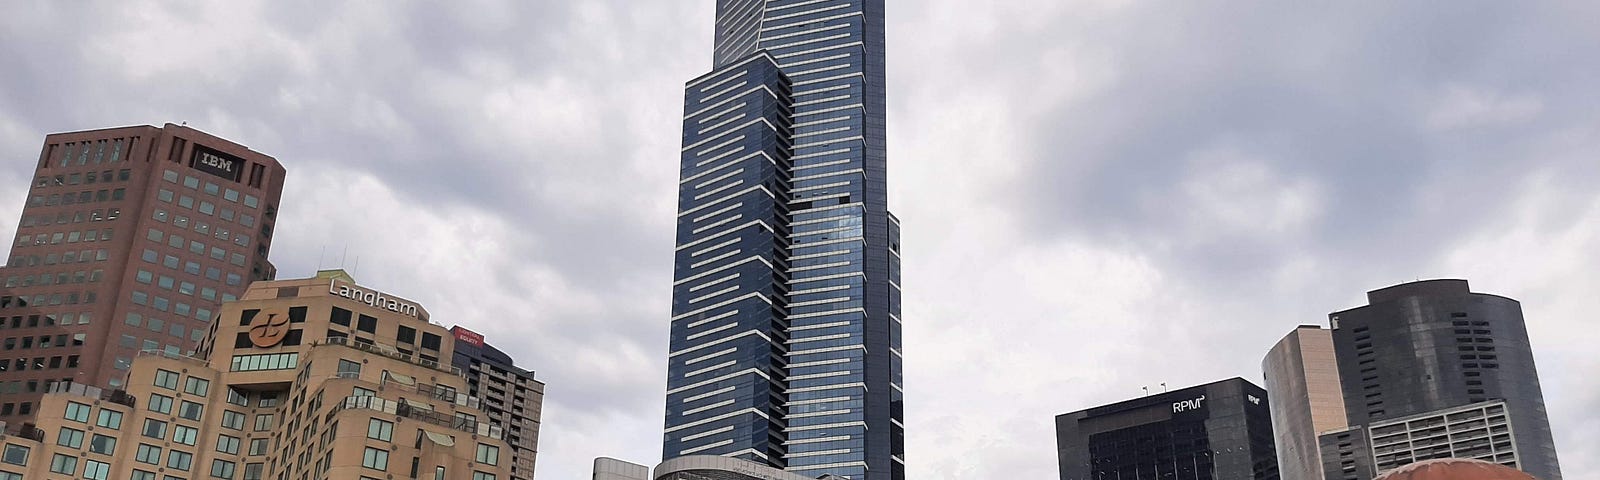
0,271,519,480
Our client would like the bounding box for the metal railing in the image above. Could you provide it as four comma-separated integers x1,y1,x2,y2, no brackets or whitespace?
336,395,503,440
45,381,137,408
318,337,463,377
137,349,209,366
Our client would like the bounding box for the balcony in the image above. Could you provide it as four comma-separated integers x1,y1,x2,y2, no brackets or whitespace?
137,349,209,366
319,337,463,377
336,395,503,440
3,423,44,442
46,381,137,409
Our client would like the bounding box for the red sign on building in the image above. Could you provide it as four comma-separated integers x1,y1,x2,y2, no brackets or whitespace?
452,326,484,347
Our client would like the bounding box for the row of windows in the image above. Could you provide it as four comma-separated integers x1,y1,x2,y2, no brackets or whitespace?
26,188,127,208
15,226,117,248
135,268,237,298
132,289,234,318
6,246,110,269
45,139,129,169
140,248,246,284
230,352,299,372
0,314,92,334
157,188,259,229
35,169,133,188
19,208,120,228
2,331,84,349
127,311,208,342
6,268,105,289
0,350,85,372
162,169,262,209
0,290,98,308
144,221,250,267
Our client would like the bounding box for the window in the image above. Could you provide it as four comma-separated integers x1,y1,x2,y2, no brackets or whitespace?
132,470,158,480
149,393,173,414
0,444,26,465
58,426,86,447
356,314,377,333
49,453,77,474
331,307,352,326
243,463,264,480
96,409,123,429
173,425,198,445
253,414,273,431
89,434,116,455
167,450,193,470
229,352,298,372
221,410,246,430
65,401,91,422
142,418,170,439
154,369,180,389
472,472,496,480
210,459,236,479
353,386,376,397
226,388,249,407
136,444,162,464
216,434,241,455
367,419,393,441
248,438,269,456
476,444,500,466
83,460,111,480
361,447,389,470
338,359,362,377
179,400,204,420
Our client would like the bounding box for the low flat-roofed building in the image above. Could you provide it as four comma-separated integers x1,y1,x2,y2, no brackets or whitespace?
1056,377,1279,480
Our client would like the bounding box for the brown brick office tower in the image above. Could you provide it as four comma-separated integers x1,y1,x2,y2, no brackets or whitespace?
0,124,285,422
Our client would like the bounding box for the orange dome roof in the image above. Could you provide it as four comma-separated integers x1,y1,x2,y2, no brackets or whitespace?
1375,459,1537,480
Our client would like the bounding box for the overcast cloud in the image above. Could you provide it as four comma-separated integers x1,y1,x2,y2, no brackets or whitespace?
1,1,1597,478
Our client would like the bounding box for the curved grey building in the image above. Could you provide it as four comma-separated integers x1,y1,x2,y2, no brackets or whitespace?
1326,280,1561,480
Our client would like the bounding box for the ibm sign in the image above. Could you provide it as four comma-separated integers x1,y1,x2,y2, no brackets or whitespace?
191,145,244,182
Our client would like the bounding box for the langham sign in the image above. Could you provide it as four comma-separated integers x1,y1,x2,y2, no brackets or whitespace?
329,278,421,318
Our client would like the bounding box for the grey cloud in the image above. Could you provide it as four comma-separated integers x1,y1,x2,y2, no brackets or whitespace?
3,1,1598,479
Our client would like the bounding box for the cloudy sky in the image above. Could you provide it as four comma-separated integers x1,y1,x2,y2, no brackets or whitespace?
2,1,1598,478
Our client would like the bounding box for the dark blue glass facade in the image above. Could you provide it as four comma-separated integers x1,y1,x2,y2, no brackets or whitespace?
666,2,900,479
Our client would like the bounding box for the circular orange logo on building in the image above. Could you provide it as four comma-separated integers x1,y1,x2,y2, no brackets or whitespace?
247,307,292,348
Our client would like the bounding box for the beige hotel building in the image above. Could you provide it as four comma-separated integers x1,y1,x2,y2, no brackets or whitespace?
0,270,529,480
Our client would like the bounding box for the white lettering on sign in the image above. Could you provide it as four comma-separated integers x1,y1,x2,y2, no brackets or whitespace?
1248,394,1262,405
198,152,235,172
1173,395,1206,413
330,279,420,318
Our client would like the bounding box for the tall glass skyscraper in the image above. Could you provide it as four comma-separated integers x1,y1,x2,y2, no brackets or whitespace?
665,2,901,480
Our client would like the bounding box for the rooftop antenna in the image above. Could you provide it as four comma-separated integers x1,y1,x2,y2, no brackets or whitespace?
318,245,327,270
1160,382,1168,393
1142,386,1149,397
352,255,360,276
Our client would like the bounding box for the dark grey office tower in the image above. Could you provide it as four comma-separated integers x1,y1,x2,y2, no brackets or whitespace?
450,326,545,480
1325,280,1561,480
1055,378,1279,480
664,2,901,480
